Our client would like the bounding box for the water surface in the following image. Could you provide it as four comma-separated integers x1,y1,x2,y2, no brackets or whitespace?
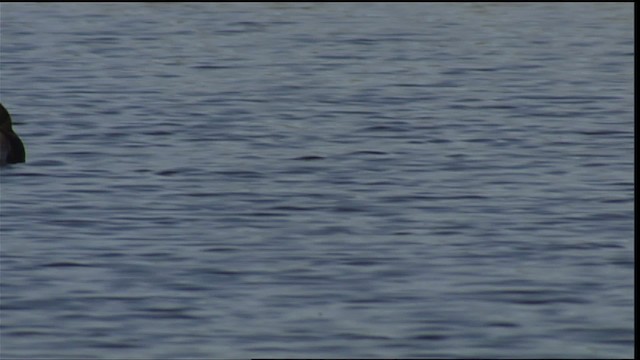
0,3,634,359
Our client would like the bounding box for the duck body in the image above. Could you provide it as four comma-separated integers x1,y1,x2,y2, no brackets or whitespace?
0,103,26,165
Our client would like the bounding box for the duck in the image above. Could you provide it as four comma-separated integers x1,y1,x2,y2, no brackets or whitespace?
0,103,26,165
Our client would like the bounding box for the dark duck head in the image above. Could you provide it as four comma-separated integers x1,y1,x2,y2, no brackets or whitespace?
0,103,26,165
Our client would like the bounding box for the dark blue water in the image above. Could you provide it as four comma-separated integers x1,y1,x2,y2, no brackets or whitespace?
0,3,633,358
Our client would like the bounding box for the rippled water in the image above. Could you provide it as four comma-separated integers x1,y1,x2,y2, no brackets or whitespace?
0,3,634,359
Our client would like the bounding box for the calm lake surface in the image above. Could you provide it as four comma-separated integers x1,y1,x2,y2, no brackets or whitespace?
0,3,633,359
